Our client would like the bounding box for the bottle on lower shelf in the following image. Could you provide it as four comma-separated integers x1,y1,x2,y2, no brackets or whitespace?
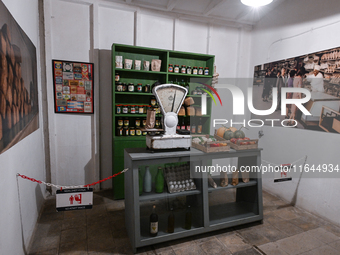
167,207,175,233
185,205,192,230
150,205,158,237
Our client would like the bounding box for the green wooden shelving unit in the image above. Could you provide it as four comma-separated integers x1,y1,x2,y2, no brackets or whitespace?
112,44,215,199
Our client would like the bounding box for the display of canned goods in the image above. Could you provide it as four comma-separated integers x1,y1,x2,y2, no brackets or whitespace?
137,83,142,92
128,83,134,92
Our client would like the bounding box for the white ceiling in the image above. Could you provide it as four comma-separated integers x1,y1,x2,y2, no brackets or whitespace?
110,0,287,27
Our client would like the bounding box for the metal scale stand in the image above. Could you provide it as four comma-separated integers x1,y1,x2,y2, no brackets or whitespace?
145,84,191,150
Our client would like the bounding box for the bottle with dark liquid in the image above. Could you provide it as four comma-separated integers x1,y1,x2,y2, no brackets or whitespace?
181,118,186,130
167,208,175,233
197,118,203,134
150,205,158,237
184,205,192,230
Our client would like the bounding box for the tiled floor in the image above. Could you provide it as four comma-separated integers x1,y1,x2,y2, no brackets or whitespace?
28,190,340,255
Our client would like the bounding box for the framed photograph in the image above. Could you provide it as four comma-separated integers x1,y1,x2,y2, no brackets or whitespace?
52,60,94,114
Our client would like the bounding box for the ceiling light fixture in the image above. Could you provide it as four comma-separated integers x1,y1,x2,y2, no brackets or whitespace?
241,0,273,7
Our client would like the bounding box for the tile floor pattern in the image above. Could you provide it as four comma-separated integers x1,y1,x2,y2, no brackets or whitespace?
28,190,340,255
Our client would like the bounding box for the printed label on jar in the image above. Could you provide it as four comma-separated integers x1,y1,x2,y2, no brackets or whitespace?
136,120,141,126
204,70,209,75
128,85,134,92
139,107,144,114
130,129,135,136
117,107,121,114
181,68,186,74
117,85,123,91
131,108,136,114
118,120,123,126
150,222,158,234
198,69,203,75
136,129,142,136
124,120,129,126
137,86,142,92
174,67,179,73
123,107,128,114
193,69,198,75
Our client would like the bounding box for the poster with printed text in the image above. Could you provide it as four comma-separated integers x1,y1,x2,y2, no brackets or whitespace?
52,60,94,114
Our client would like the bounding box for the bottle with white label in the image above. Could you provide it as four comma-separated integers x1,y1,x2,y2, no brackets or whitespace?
150,205,158,237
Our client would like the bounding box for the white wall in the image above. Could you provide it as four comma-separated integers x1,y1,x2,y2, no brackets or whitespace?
250,0,340,225
48,0,249,190
0,0,46,254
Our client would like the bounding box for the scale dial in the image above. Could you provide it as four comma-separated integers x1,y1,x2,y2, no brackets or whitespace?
154,85,187,114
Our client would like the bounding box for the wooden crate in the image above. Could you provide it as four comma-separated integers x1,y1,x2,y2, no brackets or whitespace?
192,135,230,153
229,139,258,150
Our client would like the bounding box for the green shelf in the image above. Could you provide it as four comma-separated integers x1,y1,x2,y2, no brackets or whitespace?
112,43,214,199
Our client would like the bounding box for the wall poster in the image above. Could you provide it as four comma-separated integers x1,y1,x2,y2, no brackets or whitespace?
252,46,340,134
52,60,94,114
0,1,39,155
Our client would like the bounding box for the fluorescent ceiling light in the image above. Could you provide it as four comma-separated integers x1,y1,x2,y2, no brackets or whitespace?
241,0,273,7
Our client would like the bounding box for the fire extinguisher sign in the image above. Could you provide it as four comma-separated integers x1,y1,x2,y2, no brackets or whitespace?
56,188,93,211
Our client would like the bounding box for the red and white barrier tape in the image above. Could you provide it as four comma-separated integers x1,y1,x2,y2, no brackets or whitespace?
17,168,129,190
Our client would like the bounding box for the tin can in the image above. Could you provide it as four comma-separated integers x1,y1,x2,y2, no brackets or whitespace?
137,83,143,92
130,105,136,114
122,105,129,114
116,105,121,114
116,82,123,92
128,83,134,92
144,84,150,93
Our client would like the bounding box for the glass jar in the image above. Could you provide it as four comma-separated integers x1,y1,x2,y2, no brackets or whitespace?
124,118,129,127
130,105,136,114
144,84,150,93
116,126,123,136
116,104,121,114
181,65,186,74
204,67,209,75
117,117,123,127
142,118,147,127
123,127,129,136
186,66,192,74
198,67,204,75
174,65,180,73
193,66,198,75
129,127,135,136
168,64,173,72
115,73,120,82
151,97,157,107
128,83,134,92
155,107,160,114
155,118,160,128
138,105,144,114
135,118,141,127
122,83,127,92
122,105,129,114
136,128,142,136
116,82,123,92
142,130,147,136
137,83,143,92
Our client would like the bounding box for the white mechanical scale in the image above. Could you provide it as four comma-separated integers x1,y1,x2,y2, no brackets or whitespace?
146,84,191,150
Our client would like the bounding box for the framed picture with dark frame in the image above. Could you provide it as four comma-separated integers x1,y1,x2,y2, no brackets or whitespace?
52,59,94,114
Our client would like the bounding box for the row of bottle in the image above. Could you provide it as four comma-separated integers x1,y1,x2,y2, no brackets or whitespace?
116,117,163,136
150,204,192,236
140,166,164,194
177,117,203,134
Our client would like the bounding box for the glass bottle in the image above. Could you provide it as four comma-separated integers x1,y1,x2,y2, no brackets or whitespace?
197,118,203,134
191,121,196,134
144,166,152,193
150,205,158,237
186,120,190,132
139,168,143,195
155,167,164,193
167,208,175,233
184,205,192,230
181,118,186,130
